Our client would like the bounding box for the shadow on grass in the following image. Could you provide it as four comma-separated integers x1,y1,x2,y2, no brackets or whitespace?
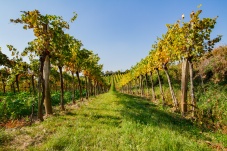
65,111,77,116
78,112,122,127
115,92,211,141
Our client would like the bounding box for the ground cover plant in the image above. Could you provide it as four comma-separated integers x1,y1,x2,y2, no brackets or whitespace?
2,90,227,150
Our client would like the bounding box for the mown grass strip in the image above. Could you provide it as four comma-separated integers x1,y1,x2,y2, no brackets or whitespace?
2,91,226,150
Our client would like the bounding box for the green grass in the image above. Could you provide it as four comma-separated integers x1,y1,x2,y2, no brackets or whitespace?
1,90,227,150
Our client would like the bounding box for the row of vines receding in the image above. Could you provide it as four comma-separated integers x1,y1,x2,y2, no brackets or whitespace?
0,10,110,123
116,8,227,131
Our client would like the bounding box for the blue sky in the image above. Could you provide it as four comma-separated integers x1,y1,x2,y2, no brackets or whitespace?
0,1,226,71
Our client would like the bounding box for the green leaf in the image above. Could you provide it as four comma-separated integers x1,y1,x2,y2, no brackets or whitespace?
197,4,202,8
71,12,77,23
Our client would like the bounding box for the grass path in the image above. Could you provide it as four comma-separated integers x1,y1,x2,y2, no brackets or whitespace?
1,91,226,150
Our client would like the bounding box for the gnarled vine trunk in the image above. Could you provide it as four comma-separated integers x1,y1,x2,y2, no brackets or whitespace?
85,76,89,99
31,74,35,95
189,60,196,117
145,73,149,97
150,71,156,101
43,54,52,115
181,58,189,117
38,55,45,121
58,66,65,111
76,70,83,101
71,71,75,104
155,68,165,106
137,77,140,95
140,75,144,97
163,64,179,109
